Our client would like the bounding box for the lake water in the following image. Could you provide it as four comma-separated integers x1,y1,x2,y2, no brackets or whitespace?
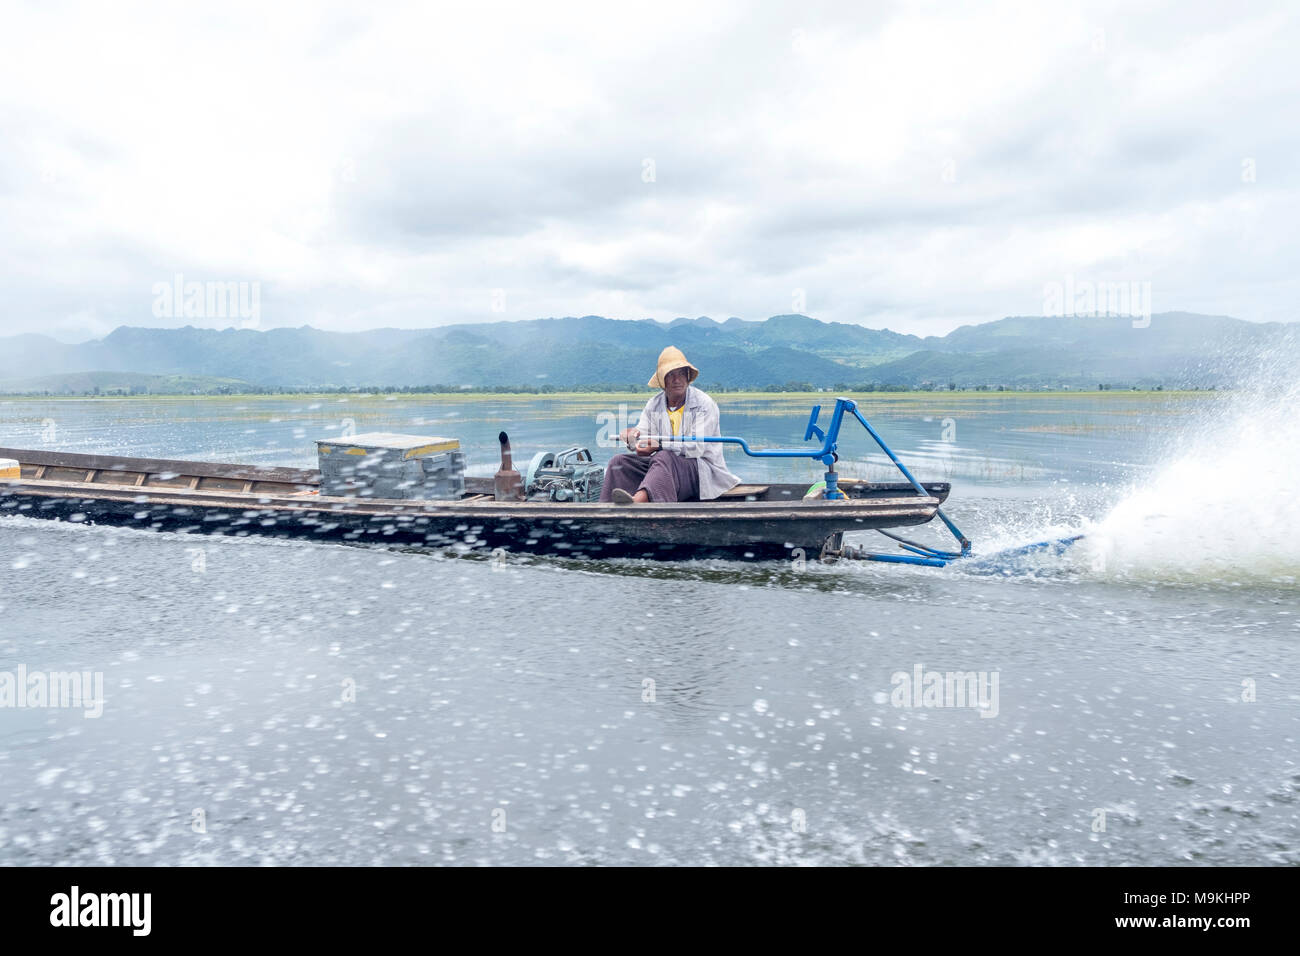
1,391,1297,865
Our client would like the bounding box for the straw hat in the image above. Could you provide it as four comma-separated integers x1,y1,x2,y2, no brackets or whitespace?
648,346,700,388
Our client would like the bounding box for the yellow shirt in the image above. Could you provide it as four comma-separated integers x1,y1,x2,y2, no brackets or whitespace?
667,405,684,436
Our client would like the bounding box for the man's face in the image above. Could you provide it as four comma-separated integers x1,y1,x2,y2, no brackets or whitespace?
664,367,689,406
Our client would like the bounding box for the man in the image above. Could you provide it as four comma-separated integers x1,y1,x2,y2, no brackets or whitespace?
600,346,740,504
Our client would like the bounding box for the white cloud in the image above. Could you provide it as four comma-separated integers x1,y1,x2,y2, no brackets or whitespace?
0,0,1296,342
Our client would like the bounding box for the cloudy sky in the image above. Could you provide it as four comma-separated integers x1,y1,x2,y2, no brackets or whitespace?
2,0,1297,341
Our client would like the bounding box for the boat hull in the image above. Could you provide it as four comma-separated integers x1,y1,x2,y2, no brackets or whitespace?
0,447,950,560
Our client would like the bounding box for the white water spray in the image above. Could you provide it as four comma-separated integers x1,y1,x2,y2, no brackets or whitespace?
1077,379,1300,585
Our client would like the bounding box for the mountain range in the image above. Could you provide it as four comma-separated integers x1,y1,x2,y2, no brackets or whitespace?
0,312,1291,392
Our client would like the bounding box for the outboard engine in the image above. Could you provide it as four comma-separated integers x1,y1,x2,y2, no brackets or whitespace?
524,447,604,502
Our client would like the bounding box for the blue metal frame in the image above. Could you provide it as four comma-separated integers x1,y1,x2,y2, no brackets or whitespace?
645,396,972,565
646,396,1090,569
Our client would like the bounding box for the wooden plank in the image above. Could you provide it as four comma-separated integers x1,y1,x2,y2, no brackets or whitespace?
0,446,321,485
5,476,937,516
89,470,140,485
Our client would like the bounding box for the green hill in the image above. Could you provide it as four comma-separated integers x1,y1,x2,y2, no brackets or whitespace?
0,312,1291,391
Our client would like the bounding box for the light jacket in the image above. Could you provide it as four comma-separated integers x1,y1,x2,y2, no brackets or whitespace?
635,386,741,500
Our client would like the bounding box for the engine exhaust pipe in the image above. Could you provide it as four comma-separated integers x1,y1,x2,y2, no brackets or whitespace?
495,431,524,501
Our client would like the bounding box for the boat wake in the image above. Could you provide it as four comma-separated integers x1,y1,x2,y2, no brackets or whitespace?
1076,385,1300,586
971,369,1300,586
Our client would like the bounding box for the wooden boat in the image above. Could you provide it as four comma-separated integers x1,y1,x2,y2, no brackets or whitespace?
0,445,949,560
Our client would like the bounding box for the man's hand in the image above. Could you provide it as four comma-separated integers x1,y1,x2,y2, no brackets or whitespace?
621,427,640,451
634,437,660,457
